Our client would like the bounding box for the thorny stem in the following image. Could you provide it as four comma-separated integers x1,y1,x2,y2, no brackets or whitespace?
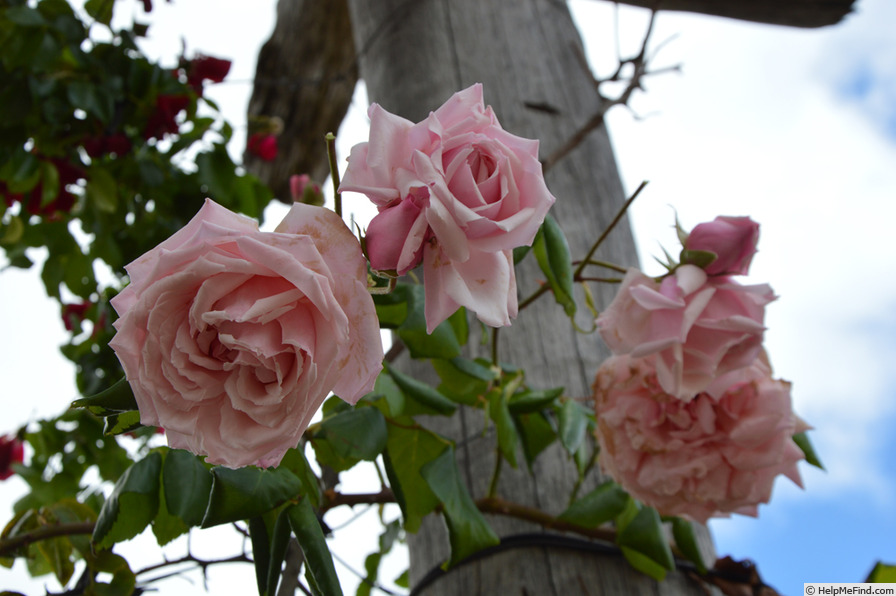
491,326,500,366
573,259,628,274
567,448,600,506
573,180,648,280
517,182,646,312
326,132,342,218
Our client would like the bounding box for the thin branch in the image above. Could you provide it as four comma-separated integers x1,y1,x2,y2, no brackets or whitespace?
0,521,94,557
542,10,680,173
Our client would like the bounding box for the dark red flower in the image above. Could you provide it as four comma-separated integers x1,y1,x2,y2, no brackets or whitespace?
247,133,278,161
0,435,24,481
2,158,83,216
62,301,91,332
83,133,132,158
185,54,232,93
143,94,189,140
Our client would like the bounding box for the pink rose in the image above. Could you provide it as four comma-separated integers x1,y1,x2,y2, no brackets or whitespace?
684,216,760,276
593,354,807,524
596,265,775,400
339,83,556,332
110,199,383,468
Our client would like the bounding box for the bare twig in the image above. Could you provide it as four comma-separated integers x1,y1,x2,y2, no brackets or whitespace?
542,11,681,172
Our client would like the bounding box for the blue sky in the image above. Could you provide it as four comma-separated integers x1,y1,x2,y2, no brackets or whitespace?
3,0,896,594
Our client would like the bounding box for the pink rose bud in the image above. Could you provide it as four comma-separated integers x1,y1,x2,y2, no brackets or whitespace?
684,216,760,276
597,265,775,400
593,353,808,524
289,174,324,206
110,199,383,468
340,83,556,332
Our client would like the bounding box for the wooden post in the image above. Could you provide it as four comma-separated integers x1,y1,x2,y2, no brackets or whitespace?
346,1,717,594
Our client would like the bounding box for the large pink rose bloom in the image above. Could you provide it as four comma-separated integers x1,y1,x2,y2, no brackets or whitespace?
339,83,556,332
684,216,760,276
596,265,775,400
110,199,383,468
593,354,807,524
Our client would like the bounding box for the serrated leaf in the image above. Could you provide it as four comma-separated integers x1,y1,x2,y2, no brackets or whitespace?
533,215,576,317
670,517,707,574
383,422,447,533
318,406,387,461
72,377,138,415
151,485,189,546
94,452,162,548
103,410,141,435
793,431,824,470
558,400,590,455
163,449,213,527
559,481,630,528
420,447,499,568
616,506,674,573
201,466,302,528
385,362,456,415
287,499,344,596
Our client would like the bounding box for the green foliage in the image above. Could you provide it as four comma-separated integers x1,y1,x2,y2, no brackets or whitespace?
866,561,896,583
93,451,162,548
202,466,303,528
420,447,500,568
287,499,344,596
533,215,576,317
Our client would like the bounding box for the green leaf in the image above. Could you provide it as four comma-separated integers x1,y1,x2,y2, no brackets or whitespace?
201,466,303,528
102,410,142,435
5,6,46,27
94,452,162,548
84,550,136,596
248,517,271,596
382,422,447,533
317,406,387,462
866,561,896,583
793,431,824,470
559,481,630,528
670,517,707,574
487,388,518,468
384,362,456,416
513,411,557,469
84,0,114,25
397,284,464,359
512,244,531,265
267,509,293,596
287,499,344,596
508,387,564,414
420,447,499,568
620,546,668,581
163,449,213,527
0,150,40,192
72,377,138,415
532,215,576,317
558,400,590,455
86,166,118,213
279,447,322,509
616,506,674,574
432,357,495,407
151,482,189,546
